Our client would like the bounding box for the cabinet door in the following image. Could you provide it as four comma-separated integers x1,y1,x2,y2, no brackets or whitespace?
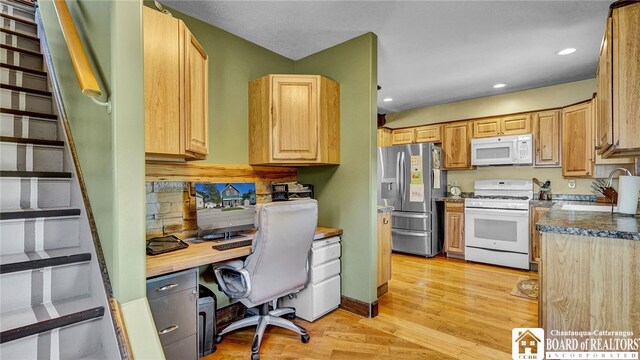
271,76,319,160
473,117,501,138
562,102,593,177
534,110,561,167
377,212,392,287
529,206,550,264
501,114,531,135
391,128,415,145
377,128,392,147
415,124,441,143
183,26,209,157
592,95,635,165
443,122,472,169
444,203,464,254
596,17,613,154
143,7,183,156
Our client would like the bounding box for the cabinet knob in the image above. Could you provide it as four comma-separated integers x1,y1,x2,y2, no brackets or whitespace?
383,218,389,224
595,145,601,150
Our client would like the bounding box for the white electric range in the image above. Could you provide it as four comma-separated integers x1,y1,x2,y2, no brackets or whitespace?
464,179,533,270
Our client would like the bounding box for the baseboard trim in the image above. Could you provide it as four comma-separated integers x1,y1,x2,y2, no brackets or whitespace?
377,282,388,298
340,295,378,318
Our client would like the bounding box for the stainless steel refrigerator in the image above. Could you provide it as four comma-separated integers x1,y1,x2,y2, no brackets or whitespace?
377,143,446,257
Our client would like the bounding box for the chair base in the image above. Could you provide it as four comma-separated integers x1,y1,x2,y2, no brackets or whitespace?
217,303,309,359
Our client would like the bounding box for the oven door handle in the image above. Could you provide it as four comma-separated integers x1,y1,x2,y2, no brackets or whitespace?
392,229,429,237
392,212,430,219
465,208,529,217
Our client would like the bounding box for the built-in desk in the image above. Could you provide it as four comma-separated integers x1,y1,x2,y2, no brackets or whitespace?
146,226,343,278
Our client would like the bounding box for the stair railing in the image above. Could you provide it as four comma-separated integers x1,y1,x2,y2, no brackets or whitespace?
51,0,111,113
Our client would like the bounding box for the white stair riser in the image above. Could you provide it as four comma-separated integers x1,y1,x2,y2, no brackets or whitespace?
0,48,41,71
0,16,36,36
0,142,64,172
0,113,58,140
0,68,48,91
1,89,52,114
1,3,35,22
0,317,105,360
0,178,71,209
0,262,91,313
0,31,39,52
0,217,80,256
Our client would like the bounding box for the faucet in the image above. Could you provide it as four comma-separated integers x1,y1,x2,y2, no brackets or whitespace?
606,168,633,213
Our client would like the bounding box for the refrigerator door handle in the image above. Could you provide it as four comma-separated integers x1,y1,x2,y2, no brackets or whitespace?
396,151,402,202
400,151,406,203
393,212,431,219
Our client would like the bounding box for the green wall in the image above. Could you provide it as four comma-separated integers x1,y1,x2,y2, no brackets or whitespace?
296,33,380,304
160,4,295,164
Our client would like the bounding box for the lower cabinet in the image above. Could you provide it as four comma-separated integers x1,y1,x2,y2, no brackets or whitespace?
529,205,551,266
444,202,465,257
377,211,392,295
282,236,341,322
147,269,199,360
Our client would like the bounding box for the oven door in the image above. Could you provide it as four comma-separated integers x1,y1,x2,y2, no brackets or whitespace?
464,207,529,254
471,140,517,166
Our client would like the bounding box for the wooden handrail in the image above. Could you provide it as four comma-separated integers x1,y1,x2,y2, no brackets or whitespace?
52,0,101,98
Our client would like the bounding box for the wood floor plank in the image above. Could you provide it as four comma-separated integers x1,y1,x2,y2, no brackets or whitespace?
205,254,538,359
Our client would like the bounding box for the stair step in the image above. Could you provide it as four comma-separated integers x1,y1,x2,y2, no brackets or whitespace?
1,67,48,92
0,175,71,209
0,12,34,26
0,248,90,274
1,83,50,96
0,214,80,257
1,62,46,76
0,0,35,9
1,250,90,313
0,12,36,37
0,207,80,220
1,87,53,114
0,2,35,23
1,315,108,359
1,107,57,120
1,304,104,344
1,44,42,71
1,113,58,141
0,170,71,178
1,28,39,52
1,136,64,172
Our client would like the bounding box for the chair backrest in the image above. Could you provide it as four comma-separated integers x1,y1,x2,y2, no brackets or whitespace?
244,199,318,305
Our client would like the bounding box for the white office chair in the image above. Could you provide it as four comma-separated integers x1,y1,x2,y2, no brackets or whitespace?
213,199,318,360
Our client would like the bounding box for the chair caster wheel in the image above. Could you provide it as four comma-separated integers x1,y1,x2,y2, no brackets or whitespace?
301,334,310,343
215,335,223,344
251,353,260,360
286,312,296,320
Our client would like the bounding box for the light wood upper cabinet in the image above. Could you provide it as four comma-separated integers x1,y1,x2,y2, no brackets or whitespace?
530,205,551,265
377,128,393,147
442,121,473,169
562,101,593,177
533,110,561,167
143,7,209,160
444,202,464,256
377,211,392,289
591,95,635,165
415,124,442,143
473,114,531,138
391,128,415,145
249,74,340,166
597,2,640,158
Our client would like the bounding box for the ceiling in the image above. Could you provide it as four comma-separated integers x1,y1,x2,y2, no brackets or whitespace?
160,0,611,113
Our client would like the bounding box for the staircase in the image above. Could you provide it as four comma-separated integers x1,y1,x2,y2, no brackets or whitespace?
1,0,125,358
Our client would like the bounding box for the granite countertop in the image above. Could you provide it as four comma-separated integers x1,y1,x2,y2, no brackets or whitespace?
536,201,639,241
377,205,394,213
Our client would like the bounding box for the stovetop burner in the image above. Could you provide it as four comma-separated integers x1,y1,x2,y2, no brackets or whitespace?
469,195,531,200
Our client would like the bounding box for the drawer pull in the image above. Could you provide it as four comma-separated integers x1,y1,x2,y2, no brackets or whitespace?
157,284,178,292
159,325,179,335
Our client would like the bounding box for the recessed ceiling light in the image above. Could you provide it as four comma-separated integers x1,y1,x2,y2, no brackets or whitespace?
492,83,506,89
557,48,577,55
383,98,393,102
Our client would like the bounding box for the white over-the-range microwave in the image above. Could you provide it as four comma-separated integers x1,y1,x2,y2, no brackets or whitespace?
471,134,533,166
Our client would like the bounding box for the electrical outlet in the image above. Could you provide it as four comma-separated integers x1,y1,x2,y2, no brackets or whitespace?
568,180,576,189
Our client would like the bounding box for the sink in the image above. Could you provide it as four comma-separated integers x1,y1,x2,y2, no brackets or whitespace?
561,204,617,212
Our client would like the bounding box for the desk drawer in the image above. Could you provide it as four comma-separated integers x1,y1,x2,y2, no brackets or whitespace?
163,334,197,360
312,275,341,318
149,288,198,346
311,242,340,265
310,259,340,283
147,269,197,301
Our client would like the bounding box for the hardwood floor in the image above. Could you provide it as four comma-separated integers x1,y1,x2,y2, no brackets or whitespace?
206,254,538,359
